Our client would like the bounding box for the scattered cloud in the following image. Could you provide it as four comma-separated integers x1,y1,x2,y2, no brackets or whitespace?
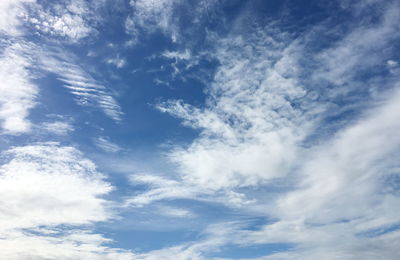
106,56,127,69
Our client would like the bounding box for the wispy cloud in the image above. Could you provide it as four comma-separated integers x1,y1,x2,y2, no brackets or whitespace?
94,136,122,153
125,0,221,43
157,28,307,190
126,0,178,41
157,205,195,218
0,42,38,134
38,50,123,121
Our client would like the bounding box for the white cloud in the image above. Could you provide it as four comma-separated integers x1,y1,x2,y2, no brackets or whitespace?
0,0,102,41
162,49,191,61
25,0,104,41
0,0,35,36
229,89,400,259
157,29,307,190
127,2,400,258
160,49,202,78
0,230,136,260
0,42,38,134
0,143,135,259
0,143,112,230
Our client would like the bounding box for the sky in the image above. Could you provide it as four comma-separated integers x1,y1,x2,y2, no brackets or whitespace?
0,0,400,259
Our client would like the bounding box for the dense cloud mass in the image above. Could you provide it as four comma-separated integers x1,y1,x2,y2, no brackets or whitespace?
0,0,400,259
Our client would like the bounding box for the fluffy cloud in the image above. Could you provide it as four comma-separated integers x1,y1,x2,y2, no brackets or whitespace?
0,143,112,230
0,143,135,259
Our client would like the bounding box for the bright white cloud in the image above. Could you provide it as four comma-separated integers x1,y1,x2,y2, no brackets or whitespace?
0,42,38,134
0,143,112,230
0,143,135,259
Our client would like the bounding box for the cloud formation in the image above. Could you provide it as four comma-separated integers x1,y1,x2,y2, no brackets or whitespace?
128,1,400,258
0,143,135,259
0,42,38,134
1,0,400,259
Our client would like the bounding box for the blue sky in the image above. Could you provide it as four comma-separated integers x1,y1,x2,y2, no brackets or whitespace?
1,0,400,259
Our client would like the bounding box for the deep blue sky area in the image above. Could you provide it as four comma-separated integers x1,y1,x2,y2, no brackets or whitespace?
1,0,400,259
